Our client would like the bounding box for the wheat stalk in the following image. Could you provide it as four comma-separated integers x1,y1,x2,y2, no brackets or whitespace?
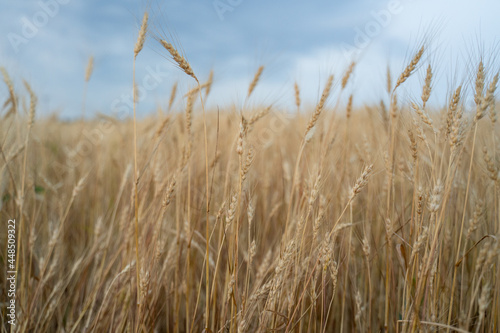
132,11,148,311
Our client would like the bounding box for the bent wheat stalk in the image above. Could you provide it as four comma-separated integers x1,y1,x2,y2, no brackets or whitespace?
159,36,211,332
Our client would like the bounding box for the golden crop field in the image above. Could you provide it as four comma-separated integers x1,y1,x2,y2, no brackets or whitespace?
1,4,500,333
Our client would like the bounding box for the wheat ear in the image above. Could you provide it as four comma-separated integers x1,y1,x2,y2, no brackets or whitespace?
305,74,334,139
394,45,424,91
0,67,18,117
167,82,177,112
160,40,197,81
82,56,94,119
247,65,264,99
421,64,432,109
134,13,148,59
294,81,301,113
341,61,356,89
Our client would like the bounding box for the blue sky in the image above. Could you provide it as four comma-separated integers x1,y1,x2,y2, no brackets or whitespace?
1,0,499,119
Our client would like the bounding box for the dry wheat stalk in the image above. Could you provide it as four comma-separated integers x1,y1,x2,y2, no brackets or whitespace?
132,11,148,311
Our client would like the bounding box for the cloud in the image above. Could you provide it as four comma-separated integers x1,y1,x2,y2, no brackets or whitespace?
0,0,499,119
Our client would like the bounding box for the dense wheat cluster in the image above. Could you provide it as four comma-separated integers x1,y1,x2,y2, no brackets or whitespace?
1,17,500,332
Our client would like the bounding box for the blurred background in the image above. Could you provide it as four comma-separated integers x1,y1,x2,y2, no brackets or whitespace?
0,0,499,119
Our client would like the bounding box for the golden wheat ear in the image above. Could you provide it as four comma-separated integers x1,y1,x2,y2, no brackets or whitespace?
159,40,197,81
134,12,148,59
247,65,264,99
394,45,425,91
294,81,301,112
167,82,178,112
0,67,18,117
305,74,334,139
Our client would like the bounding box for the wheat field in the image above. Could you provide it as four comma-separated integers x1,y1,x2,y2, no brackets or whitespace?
1,10,500,333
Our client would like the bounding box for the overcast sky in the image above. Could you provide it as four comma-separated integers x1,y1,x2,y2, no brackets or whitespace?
1,0,499,119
